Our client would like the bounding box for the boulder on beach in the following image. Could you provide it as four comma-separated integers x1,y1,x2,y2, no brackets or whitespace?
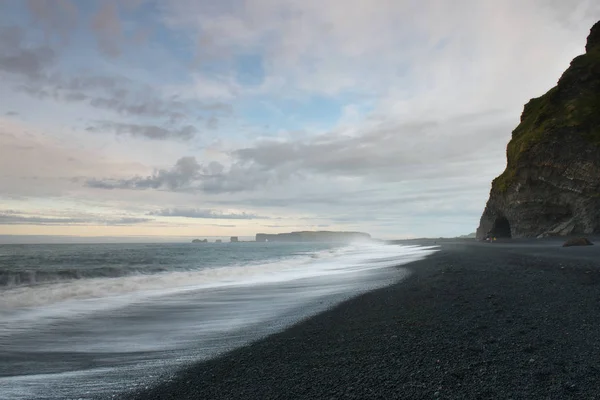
562,237,594,247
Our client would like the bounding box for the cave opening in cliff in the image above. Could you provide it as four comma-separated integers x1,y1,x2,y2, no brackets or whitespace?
491,216,512,238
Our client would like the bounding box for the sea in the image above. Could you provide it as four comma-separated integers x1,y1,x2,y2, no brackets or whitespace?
0,240,437,399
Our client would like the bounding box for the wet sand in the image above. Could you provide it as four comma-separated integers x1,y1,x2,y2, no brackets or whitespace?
126,238,600,399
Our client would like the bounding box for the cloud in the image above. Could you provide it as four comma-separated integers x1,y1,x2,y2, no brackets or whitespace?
86,121,198,140
0,210,152,226
83,108,513,201
233,112,513,181
12,70,233,126
206,224,237,228
0,26,55,79
230,182,487,210
26,0,79,42
15,73,193,122
0,24,228,131
25,0,149,56
161,0,600,101
0,118,149,198
0,27,181,121
107,217,153,225
261,224,323,228
86,156,205,190
86,156,277,193
148,208,266,219
91,1,122,57
206,116,219,130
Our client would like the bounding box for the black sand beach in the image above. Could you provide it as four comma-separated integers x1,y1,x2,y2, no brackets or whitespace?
126,239,600,400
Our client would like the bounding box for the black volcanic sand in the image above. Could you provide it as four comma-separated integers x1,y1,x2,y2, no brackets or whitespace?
126,239,600,400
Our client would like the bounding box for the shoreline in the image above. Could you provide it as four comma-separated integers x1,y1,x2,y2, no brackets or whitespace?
125,240,600,399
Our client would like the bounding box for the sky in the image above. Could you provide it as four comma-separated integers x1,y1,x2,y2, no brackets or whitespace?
0,0,599,241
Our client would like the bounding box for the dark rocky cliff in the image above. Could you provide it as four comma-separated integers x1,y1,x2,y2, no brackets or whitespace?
477,21,600,239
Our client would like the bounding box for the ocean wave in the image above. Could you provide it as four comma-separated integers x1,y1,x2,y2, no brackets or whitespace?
0,266,174,288
0,243,435,310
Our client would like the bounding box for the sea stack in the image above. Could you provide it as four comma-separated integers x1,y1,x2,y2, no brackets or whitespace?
476,21,600,239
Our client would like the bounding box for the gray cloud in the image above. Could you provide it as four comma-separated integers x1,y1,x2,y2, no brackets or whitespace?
86,156,205,191
91,96,187,122
232,114,513,182
107,217,154,225
26,0,79,42
15,73,232,124
196,181,487,233
16,74,193,122
0,214,87,225
223,184,485,209
261,224,326,228
0,211,152,226
206,116,219,130
86,156,276,193
91,1,122,57
25,0,150,57
206,224,237,228
66,75,128,91
8,68,234,132
200,162,285,193
84,111,510,196
0,25,231,133
202,103,233,112
5,111,19,116
148,208,266,219
0,26,55,79
86,121,198,140
63,92,88,102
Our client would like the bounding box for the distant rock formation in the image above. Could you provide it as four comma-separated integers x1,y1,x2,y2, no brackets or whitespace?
255,231,371,243
191,239,208,243
477,21,600,239
215,239,222,243
230,236,239,242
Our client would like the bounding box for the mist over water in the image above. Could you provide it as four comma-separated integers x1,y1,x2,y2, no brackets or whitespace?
0,241,437,399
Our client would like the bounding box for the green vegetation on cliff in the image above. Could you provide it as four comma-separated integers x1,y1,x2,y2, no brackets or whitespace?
493,31,600,193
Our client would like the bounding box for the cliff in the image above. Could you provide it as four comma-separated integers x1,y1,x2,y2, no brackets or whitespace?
477,21,600,239
255,231,371,243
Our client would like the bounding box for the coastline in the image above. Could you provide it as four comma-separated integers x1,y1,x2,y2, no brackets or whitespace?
125,239,600,399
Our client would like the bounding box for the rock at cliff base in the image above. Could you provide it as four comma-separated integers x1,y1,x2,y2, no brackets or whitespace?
562,237,594,247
